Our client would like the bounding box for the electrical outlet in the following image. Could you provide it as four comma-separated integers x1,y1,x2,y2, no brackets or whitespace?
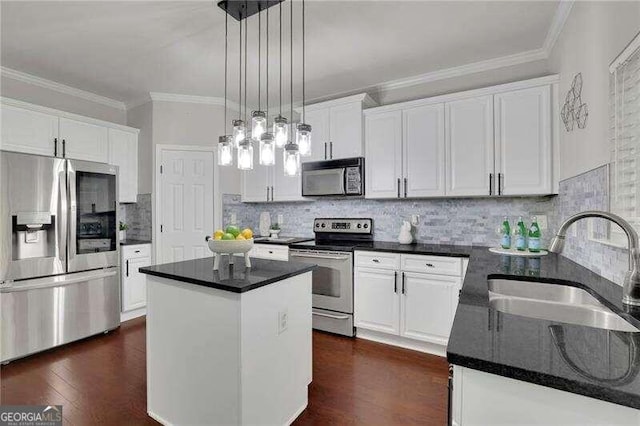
278,309,288,335
230,213,237,225
277,214,284,226
411,214,420,227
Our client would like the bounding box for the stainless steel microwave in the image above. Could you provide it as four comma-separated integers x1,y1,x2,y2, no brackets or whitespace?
301,157,364,197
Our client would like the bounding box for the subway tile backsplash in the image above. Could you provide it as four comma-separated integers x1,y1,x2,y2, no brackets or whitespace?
223,194,557,246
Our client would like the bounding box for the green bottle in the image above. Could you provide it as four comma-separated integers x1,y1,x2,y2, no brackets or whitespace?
528,216,541,253
501,216,511,249
515,216,527,251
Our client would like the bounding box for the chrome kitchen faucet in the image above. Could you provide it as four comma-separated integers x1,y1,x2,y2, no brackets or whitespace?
549,211,640,306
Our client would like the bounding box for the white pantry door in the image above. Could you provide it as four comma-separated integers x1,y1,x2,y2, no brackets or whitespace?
159,149,214,264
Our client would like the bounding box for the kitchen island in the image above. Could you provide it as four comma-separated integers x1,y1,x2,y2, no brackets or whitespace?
139,256,316,426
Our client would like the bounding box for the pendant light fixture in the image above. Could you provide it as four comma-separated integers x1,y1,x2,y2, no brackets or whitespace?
232,8,246,147
273,1,288,148
237,14,254,170
251,7,266,142
218,5,234,166
296,0,312,157
259,4,275,166
283,0,300,177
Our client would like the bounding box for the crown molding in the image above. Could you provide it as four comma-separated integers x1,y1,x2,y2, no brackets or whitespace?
542,1,574,55
1,66,126,111
148,92,241,112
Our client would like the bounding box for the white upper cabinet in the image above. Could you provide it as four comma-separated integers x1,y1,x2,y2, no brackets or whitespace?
298,93,375,161
365,110,403,199
108,128,139,203
494,85,552,196
445,96,494,196
1,104,59,157
403,104,446,197
241,164,272,202
303,108,329,162
364,76,558,198
329,102,363,160
272,151,303,202
59,117,109,163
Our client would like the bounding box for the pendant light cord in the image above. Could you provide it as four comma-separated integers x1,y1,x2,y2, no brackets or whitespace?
279,1,282,116
266,3,269,119
302,0,305,123
290,0,293,126
258,6,261,112
224,4,227,133
244,1,248,124
238,8,242,121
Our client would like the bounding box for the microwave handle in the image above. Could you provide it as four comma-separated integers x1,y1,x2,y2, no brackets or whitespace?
340,168,346,194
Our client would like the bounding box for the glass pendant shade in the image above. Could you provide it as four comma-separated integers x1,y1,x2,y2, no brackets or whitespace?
251,111,267,141
217,135,234,166
296,123,312,157
237,138,254,170
283,142,301,177
232,119,246,147
259,133,276,166
273,115,289,148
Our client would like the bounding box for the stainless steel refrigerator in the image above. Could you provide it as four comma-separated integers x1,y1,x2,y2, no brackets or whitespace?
0,151,120,363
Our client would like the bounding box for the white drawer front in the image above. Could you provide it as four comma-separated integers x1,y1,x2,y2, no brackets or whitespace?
122,244,151,259
401,254,462,276
355,251,400,270
254,244,289,261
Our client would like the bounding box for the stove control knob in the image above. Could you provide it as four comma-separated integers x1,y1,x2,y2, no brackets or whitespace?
316,223,320,228
357,223,362,229
363,223,369,229
321,223,326,228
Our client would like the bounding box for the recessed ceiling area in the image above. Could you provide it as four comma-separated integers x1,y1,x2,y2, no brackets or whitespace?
0,1,560,106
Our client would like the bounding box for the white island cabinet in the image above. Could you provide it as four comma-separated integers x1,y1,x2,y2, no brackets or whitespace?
141,256,313,426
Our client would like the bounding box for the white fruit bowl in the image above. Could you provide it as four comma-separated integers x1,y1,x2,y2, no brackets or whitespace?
205,236,254,270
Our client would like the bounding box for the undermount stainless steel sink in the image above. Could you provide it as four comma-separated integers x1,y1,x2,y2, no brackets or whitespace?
488,279,640,332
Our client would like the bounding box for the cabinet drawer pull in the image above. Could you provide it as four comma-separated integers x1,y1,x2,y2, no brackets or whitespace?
372,259,380,263
426,263,435,268
135,250,140,253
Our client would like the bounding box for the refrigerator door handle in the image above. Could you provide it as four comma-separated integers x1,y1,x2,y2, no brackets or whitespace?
67,161,77,266
0,268,118,293
57,163,68,269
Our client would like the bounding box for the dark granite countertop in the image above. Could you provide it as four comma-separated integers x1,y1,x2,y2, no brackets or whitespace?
120,239,152,246
353,241,473,257
139,256,316,293
447,247,640,409
253,237,313,245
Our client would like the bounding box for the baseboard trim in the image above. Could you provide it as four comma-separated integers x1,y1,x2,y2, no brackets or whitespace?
356,328,447,357
147,411,173,426
121,307,146,323
286,394,309,426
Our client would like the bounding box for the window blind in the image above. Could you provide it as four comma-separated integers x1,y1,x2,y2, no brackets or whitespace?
610,37,640,237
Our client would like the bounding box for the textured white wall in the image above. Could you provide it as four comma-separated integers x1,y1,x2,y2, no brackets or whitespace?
548,1,640,181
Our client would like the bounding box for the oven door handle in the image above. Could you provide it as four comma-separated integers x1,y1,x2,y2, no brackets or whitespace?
290,252,351,261
313,311,350,320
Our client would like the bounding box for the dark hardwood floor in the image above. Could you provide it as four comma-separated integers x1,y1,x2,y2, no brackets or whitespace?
1,318,449,425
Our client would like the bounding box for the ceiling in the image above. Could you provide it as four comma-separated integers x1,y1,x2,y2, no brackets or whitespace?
1,1,560,108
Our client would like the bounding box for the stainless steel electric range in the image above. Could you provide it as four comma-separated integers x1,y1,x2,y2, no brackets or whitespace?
289,218,373,337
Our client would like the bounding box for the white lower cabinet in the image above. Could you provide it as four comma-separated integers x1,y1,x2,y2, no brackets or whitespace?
400,272,459,345
354,267,400,334
121,244,151,315
354,251,464,353
452,366,640,426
